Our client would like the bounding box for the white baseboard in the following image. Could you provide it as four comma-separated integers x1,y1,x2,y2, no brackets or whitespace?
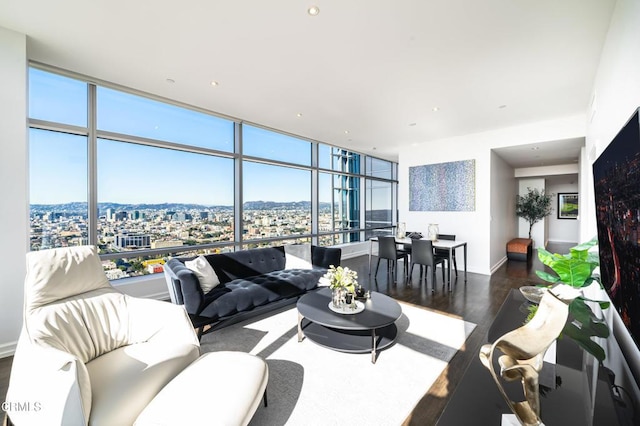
491,256,508,275
0,340,17,359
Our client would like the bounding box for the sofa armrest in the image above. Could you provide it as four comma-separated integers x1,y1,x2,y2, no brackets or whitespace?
6,333,91,426
164,259,204,316
126,297,200,349
311,246,342,269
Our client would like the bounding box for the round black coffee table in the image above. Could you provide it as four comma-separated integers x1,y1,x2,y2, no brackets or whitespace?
296,287,402,363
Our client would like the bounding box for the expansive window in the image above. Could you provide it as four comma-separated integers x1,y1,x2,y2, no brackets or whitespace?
29,129,88,250
365,179,393,239
28,66,398,282
29,68,87,127
97,87,234,152
243,125,311,166
97,139,234,256
242,161,311,240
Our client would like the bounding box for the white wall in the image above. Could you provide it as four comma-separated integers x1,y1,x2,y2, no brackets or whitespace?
489,151,516,271
583,0,640,401
399,114,585,275
0,27,28,358
546,175,579,244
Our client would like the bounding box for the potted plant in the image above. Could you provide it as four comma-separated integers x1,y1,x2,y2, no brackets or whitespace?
516,188,553,239
532,237,611,362
323,265,358,307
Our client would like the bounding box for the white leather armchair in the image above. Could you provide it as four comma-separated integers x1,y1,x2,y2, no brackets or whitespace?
6,246,200,425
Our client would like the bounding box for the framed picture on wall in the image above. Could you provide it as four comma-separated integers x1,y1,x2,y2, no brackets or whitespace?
558,193,579,219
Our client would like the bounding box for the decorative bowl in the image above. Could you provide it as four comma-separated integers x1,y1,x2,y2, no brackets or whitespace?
519,286,549,304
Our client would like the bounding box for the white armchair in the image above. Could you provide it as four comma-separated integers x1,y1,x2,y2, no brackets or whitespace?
5,246,200,425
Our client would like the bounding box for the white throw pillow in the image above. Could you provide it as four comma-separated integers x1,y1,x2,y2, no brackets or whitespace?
185,256,220,294
284,243,313,270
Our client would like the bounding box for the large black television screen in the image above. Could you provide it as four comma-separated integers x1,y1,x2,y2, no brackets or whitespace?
592,108,640,350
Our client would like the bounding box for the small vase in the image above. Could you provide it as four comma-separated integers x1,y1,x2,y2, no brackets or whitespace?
428,224,439,241
332,287,345,308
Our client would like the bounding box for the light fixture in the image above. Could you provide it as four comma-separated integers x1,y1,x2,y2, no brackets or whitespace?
296,113,303,118
409,123,417,127
498,105,507,109
166,78,175,84
344,130,349,134
432,107,440,112
531,146,540,151
308,6,320,16
210,80,219,87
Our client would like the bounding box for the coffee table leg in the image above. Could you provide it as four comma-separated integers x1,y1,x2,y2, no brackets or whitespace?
297,311,304,342
371,329,377,364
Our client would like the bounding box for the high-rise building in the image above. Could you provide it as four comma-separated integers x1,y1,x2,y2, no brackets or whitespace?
115,233,151,249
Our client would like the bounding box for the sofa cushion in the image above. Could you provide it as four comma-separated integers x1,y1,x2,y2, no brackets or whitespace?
284,243,312,270
208,247,287,283
185,255,220,293
86,340,199,426
198,269,325,319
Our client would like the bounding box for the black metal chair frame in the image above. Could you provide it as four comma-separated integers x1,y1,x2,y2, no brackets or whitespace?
435,234,458,276
409,239,448,291
375,236,410,283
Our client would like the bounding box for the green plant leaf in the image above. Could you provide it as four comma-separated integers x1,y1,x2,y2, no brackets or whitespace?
562,322,606,362
537,246,596,288
535,270,560,283
569,303,610,339
535,238,610,361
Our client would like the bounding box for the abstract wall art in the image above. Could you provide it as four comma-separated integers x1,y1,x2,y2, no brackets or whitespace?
409,159,475,211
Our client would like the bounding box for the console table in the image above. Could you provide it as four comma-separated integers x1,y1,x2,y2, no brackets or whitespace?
437,289,622,425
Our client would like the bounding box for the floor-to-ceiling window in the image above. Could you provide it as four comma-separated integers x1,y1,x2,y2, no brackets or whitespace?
28,65,398,281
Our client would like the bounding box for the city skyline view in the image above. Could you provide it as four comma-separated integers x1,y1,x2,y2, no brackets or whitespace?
27,66,397,281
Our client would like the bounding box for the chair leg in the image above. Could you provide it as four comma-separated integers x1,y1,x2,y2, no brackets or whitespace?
263,388,268,407
453,257,458,276
375,258,381,276
196,326,204,341
432,266,436,293
441,263,445,283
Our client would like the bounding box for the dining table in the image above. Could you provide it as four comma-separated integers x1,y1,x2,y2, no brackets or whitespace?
368,236,467,289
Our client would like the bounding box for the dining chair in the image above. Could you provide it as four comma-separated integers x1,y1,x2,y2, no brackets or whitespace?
375,236,410,282
409,239,448,291
435,233,458,277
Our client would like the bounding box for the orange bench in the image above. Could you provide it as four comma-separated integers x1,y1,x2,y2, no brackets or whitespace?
506,238,532,261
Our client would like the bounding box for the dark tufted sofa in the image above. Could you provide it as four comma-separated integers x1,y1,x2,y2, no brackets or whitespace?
164,245,341,339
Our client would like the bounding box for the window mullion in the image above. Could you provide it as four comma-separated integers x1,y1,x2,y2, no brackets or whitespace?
87,83,98,247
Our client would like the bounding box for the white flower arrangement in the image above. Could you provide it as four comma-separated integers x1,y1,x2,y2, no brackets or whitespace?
323,265,358,293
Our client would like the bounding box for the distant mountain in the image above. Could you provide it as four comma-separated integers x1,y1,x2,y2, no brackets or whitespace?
243,201,328,210
30,201,332,214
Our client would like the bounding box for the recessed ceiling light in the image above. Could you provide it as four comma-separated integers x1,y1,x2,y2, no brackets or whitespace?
344,130,349,134
296,113,303,118
308,6,320,16
531,146,540,151
432,107,440,112
372,147,377,150
210,81,219,87
498,105,507,109
166,78,175,84
409,123,417,127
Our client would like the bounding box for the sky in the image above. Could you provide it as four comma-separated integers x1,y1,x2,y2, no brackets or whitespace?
28,68,393,207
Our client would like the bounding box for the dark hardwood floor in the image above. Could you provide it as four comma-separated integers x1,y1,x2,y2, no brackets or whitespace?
0,242,570,424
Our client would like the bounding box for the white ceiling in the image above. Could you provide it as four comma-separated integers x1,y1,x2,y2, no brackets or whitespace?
0,0,615,164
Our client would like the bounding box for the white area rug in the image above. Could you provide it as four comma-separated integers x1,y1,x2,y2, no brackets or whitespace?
200,302,476,426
